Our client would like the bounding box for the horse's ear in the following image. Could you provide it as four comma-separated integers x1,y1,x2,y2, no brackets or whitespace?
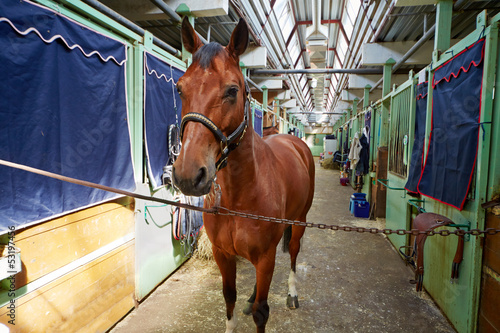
227,18,249,60
181,16,202,54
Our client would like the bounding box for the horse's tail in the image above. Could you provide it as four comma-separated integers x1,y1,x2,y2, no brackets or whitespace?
282,226,292,253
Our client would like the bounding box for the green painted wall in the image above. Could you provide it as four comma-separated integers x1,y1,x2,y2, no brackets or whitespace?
336,16,500,333
305,134,326,156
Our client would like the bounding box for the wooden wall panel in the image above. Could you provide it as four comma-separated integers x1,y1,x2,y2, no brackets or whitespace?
371,147,388,218
0,241,134,333
14,197,134,288
478,212,500,332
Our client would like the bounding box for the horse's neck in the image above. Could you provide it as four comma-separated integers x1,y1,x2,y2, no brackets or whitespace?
218,129,262,197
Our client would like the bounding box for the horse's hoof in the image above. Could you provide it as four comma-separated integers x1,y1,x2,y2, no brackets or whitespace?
242,302,253,315
287,295,299,309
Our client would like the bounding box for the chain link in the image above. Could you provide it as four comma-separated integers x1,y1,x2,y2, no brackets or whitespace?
213,207,500,237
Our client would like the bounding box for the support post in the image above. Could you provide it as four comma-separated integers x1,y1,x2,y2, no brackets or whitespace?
434,0,453,56
470,20,498,333
274,98,281,133
179,10,194,63
363,85,371,109
262,85,268,113
130,43,144,182
382,58,396,98
381,59,395,146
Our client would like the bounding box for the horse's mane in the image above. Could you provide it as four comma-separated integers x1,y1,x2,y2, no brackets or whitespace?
193,43,225,69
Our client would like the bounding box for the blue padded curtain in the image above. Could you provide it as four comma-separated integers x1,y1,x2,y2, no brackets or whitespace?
405,82,428,193
0,0,135,231
417,39,485,210
253,108,263,137
144,53,184,189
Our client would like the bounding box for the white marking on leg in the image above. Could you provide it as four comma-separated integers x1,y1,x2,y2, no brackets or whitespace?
288,270,297,297
225,313,237,333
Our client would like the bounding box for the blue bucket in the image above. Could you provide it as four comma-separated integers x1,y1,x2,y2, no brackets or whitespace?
354,201,370,218
349,193,367,214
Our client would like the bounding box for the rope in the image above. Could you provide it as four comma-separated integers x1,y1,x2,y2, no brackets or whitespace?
0,159,216,214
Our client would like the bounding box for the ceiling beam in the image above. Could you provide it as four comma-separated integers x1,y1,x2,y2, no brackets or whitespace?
251,68,383,75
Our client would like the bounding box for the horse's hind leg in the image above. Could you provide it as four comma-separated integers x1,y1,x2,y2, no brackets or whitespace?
243,284,256,315
287,225,306,309
213,248,238,333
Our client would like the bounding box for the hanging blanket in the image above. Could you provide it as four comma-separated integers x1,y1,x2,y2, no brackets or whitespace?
254,108,263,137
405,82,428,193
0,0,135,230
417,39,485,210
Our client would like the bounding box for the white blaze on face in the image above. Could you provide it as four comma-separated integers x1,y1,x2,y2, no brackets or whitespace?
288,270,298,297
225,313,237,333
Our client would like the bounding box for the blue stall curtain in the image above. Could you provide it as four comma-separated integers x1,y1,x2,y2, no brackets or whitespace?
144,52,184,189
417,39,485,210
0,0,135,231
253,108,263,137
405,81,428,193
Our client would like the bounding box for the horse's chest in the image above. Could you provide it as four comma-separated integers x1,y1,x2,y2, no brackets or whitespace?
204,214,284,258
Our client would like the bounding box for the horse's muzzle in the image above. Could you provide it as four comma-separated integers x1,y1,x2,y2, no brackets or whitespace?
172,164,213,197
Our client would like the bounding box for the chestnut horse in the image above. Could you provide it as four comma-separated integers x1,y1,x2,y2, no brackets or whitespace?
262,124,279,136
172,17,315,333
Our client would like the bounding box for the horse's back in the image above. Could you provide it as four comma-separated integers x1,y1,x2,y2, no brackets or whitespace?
263,134,314,170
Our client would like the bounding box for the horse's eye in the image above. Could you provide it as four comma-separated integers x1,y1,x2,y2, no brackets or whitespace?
225,87,239,98
177,86,182,96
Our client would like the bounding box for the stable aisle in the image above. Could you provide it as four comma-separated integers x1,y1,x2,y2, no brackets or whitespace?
110,162,456,333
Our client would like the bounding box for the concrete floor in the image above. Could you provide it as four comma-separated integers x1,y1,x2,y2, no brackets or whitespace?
110,162,456,333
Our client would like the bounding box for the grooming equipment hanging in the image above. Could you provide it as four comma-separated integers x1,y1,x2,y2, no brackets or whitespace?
162,64,182,186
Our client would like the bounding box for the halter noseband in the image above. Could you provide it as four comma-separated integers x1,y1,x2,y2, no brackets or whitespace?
180,81,250,171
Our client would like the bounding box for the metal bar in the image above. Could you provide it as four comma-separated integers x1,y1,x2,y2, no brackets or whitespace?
247,78,263,92
207,22,238,42
377,179,406,191
289,112,345,114
79,0,181,57
250,76,288,80
408,199,426,213
150,0,181,21
370,24,436,93
251,68,383,75
150,0,208,45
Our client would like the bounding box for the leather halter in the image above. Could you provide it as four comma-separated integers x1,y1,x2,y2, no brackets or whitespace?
180,81,250,171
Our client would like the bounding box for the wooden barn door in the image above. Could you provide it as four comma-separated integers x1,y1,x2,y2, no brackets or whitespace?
477,212,500,332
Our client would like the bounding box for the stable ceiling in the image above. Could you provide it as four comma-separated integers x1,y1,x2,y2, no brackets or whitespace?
98,0,500,127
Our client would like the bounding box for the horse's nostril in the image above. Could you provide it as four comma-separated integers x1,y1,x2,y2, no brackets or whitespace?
194,167,207,189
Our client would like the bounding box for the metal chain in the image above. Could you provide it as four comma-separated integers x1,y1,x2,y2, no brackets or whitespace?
1,158,498,237
213,207,500,237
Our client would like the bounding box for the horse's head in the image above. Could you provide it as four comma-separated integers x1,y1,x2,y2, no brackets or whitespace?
172,17,249,196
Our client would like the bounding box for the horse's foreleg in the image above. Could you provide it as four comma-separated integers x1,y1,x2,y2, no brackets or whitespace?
287,225,306,309
213,248,237,333
252,255,276,333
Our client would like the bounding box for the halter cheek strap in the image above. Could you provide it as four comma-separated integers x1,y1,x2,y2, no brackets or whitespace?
180,81,250,171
